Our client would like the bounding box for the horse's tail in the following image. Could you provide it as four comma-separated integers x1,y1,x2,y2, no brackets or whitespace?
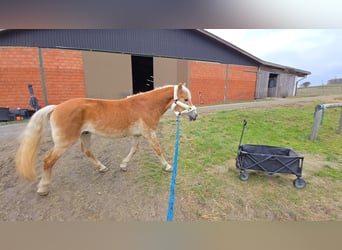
16,105,56,181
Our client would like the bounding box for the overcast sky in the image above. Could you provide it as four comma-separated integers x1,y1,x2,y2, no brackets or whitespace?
207,29,342,86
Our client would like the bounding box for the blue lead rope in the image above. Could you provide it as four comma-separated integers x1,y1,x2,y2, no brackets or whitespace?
167,114,181,222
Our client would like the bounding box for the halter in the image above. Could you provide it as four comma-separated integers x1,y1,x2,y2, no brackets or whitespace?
170,85,197,116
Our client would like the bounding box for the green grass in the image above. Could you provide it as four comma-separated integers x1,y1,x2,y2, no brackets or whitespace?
138,150,171,192
313,165,342,180
176,103,341,166
139,99,342,220
297,84,342,96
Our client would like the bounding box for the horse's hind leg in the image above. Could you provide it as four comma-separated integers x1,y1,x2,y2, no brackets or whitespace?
120,135,140,171
80,132,108,173
37,146,66,196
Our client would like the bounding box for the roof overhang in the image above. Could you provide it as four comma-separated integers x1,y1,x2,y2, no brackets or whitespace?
199,29,311,77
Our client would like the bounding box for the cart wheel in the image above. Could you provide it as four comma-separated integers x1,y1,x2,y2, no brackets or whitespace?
293,178,306,189
239,171,249,181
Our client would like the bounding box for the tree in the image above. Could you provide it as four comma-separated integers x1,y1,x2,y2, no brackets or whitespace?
300,81,311,88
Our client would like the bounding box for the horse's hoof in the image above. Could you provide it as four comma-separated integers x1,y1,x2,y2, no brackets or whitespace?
99,166,108,173
120,167,128,172
120,163,128,172
165,165,172,172
37,190,49,196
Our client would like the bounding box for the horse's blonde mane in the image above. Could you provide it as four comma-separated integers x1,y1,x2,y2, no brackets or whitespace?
126,85,174,99
126,84,191,99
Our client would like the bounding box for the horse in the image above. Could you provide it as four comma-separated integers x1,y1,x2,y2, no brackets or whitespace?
15,82,197,196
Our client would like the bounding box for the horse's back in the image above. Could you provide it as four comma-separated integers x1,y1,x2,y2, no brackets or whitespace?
53,98,126,118
51,98,137,138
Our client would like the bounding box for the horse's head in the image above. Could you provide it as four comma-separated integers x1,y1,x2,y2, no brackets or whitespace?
171,83,198,121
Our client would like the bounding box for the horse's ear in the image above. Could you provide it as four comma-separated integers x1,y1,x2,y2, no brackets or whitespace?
177,83,183,96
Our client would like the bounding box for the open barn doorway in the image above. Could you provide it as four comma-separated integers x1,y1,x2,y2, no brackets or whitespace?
267,73,278,97
131,55,154,94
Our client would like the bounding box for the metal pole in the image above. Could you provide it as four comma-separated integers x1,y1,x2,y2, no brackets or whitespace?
310,103,342,141
310,105,324,141
238,119,248,150
339,108,342,135
224,64,228,103
38,48,48,105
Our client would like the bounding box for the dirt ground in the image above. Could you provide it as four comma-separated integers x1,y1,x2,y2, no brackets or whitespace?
0,121,197,221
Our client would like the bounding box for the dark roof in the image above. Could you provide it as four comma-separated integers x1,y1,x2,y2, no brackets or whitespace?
0,29,310,76
198,29,311,76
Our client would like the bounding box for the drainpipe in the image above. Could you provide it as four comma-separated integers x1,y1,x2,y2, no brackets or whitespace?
38,47,49,105
294,76,307,96
224,64,228,103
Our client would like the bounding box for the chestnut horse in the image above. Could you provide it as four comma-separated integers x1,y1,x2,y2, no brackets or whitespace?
16,83,197,195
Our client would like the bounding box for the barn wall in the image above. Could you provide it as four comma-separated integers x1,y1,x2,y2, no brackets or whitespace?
1,47,298,111
82,51,132,99
153,57,178,87
177,59,189,84
255,69,269,99
278,73,296,97
257,66,297,98
189,62,257,105
0,47,85,109
42,49,86,104
153,57,190,90
0,47,42,109
227,64,258,102
189,61,226,105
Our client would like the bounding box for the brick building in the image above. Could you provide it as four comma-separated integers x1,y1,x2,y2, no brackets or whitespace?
0,29,310,110
0,47,86,110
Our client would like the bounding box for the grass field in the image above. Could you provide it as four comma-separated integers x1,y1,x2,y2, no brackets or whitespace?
141,98,342,221
297,84,342,96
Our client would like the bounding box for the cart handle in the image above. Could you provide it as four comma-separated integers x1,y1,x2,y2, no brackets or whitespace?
238,119,248,149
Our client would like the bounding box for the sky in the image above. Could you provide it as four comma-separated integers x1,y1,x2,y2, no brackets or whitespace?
206,29,342,86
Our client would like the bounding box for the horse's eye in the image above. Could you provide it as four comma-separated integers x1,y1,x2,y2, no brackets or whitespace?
184,98,189,102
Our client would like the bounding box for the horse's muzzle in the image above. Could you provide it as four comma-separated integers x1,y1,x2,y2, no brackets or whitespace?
187,110,198,121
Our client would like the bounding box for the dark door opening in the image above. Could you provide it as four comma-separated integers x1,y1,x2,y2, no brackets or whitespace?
267,73,278,97
131,55,154,94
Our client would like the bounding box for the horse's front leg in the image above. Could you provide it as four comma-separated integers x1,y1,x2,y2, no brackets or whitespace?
120,136,140,171
144,131,172,172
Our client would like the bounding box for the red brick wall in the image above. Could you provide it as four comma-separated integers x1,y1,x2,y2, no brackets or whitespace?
189,62,258,105
0,48,42,109
189,61,226,105
0,48,258,110
227,64,257,102
0,47,86,110
42,49,86,105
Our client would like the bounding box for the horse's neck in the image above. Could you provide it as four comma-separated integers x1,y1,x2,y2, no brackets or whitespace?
141,86,174,114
